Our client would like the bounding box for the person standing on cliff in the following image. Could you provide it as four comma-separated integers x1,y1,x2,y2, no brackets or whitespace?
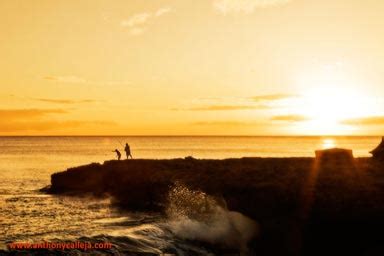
124,143,133,159
113,149,121,160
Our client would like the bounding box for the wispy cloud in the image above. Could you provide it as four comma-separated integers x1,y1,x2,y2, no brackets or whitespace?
213,0,292,14
43,76,87,84
121,7,172,35
0,108,116,133
0,109,67,120
121,13,151,27
342,116,384,126
192,120,256,126
0,120,116,133
43,76,131,86
175,104,269,111
172,95,287,111
271,115,309,122
155,7,172,17
252,93,298,102
32,98,98,104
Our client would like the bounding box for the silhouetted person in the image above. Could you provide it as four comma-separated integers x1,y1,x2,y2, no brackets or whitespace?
113,149,121,160
124,143,133,159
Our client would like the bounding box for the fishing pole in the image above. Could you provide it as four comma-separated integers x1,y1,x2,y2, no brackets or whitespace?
115,139,124,147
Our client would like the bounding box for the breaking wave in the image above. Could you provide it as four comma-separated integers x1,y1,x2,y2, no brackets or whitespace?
164,182,259,254
2,183,258,255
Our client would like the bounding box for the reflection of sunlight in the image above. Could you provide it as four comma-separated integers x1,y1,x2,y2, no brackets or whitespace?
322,139,336,149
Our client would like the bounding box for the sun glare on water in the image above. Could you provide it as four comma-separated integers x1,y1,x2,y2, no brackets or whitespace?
322,139,336,149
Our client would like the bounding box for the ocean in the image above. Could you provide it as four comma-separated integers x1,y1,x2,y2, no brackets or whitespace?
0,136,381,254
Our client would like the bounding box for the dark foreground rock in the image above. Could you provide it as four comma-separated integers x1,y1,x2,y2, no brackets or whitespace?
46,157,384,256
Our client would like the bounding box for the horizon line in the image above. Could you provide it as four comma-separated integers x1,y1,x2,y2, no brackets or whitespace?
0,135,382,137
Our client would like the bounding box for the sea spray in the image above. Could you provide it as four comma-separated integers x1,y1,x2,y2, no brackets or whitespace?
165,182,259,254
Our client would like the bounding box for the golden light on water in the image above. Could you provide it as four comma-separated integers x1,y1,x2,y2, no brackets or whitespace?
322,139,336,149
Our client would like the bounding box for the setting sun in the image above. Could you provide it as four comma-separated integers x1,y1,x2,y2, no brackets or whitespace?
2,1,384,255
277,57,380,135
296,86,369,134
1,0,384,136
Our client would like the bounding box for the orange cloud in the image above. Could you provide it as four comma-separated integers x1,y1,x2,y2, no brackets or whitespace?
0,108,116,133
32,98,97,104
271,115,309,122
43,76,131,86
342,116,384,126
252,93,297,102
0,120,116,132
185,105,269,111
192,120,254,126
0,109,67,120
43,76,87,84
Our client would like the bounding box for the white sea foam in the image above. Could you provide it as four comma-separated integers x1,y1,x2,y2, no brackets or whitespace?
165,183,259,254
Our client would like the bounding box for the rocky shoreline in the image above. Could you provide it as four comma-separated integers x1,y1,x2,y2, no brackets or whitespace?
44,157,384,255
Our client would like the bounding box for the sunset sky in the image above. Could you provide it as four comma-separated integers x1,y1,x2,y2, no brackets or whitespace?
1,0,384,135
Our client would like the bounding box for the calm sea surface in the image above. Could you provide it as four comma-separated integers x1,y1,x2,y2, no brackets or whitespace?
0,136,381,254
